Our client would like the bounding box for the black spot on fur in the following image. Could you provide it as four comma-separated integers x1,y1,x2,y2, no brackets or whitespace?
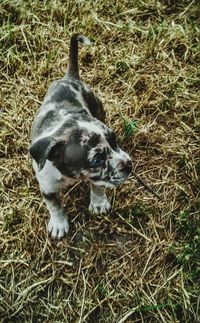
42,192,57,200
81,88,106,122
29,137,54,170
51,85,81,106
88,133,101,147
69,128,83,143
42,192,60,205
89,175,101,181
67,107,88,116
106,132,118,151
53,142,89,177
54,119,77,136
70,81,80,91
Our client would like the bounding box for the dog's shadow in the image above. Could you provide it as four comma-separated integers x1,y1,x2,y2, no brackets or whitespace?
62,182,90,220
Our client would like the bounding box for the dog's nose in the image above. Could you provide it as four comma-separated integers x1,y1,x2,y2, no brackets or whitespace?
118,159,132,173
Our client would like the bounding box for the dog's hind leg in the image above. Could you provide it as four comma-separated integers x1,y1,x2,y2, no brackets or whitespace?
89,184,111,214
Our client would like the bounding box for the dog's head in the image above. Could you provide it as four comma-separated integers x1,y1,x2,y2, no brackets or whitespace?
30,119,132,188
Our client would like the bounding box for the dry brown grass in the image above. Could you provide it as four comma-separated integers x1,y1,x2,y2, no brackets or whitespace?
1,0,200,322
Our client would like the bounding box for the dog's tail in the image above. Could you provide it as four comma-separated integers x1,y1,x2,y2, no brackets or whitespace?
66,34,92,80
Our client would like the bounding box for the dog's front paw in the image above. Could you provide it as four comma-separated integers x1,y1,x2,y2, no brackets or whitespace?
48,214,69,239
89,198,111,214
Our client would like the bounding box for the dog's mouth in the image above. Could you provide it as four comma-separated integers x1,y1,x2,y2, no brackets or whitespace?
88,174,129,188
83,163,132,188
110,175,129,187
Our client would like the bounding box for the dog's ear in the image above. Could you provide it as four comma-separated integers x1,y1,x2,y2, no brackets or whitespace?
29,137,65,171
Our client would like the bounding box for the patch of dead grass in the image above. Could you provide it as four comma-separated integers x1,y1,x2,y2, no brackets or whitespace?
1,0,200,321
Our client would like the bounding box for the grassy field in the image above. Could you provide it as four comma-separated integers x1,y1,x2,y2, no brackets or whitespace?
1,0,200,322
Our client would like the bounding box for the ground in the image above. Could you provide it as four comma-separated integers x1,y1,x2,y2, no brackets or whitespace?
1,0,200,322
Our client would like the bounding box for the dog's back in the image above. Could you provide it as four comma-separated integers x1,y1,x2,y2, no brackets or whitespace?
31,34,105,141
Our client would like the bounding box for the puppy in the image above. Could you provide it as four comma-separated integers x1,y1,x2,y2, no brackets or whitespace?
30,34,132,238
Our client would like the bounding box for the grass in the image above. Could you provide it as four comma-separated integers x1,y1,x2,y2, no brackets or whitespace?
1,0,200,321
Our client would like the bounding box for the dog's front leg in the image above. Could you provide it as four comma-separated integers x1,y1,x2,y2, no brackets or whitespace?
89,184,111,214
43,192,69,238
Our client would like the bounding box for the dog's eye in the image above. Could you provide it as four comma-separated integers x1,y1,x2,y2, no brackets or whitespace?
90,155,104,168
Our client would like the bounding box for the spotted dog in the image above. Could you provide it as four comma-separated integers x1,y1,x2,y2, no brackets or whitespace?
30,34,132,238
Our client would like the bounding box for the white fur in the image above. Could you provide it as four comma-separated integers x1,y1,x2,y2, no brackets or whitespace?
33,159,62,194
111,148,131,168
77,35,92,45
89,185,111,214
47,203,69,238
33,159,75,239
33,159,75,194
